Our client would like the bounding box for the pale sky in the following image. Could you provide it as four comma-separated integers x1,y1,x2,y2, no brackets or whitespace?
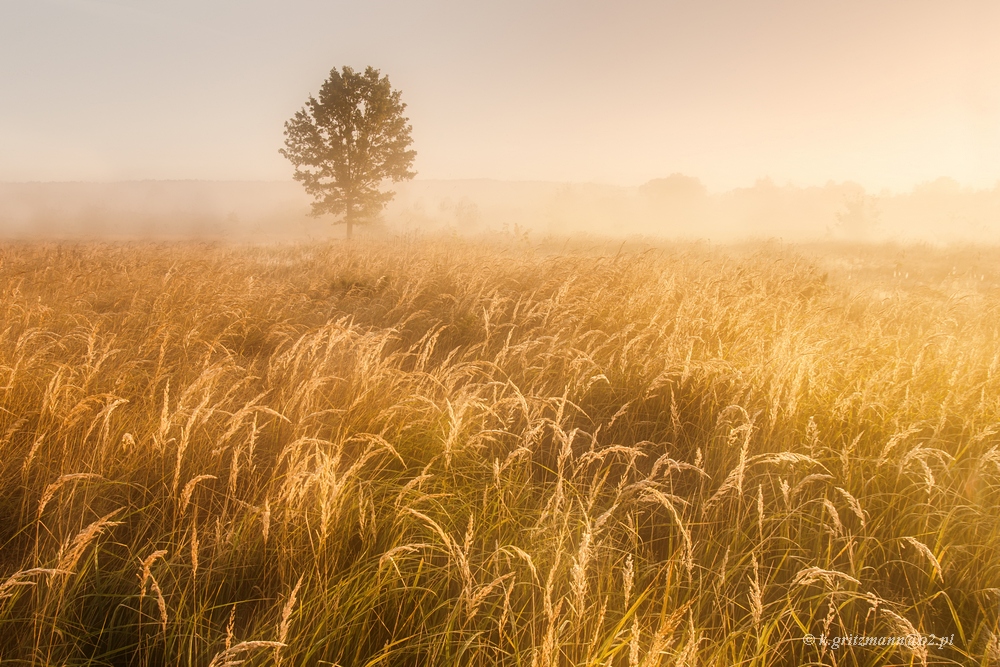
2,0,999,191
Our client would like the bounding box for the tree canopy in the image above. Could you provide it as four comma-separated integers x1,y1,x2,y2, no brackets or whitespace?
281,66,416,238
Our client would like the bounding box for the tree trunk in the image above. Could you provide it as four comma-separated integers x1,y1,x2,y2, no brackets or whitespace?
346,219,353,240
345,202,354,240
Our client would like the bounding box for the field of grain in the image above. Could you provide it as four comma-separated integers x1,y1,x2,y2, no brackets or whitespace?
1,237,998,666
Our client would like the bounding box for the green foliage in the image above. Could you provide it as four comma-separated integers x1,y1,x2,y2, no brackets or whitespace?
281,66,416,237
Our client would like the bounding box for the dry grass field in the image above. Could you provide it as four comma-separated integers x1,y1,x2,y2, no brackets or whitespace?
1,237,999,666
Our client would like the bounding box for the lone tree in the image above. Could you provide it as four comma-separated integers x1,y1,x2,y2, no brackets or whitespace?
281,66,416,239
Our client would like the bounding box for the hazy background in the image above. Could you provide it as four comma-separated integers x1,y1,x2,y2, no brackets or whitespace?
2,0,999,241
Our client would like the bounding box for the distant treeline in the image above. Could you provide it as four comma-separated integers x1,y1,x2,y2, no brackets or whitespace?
1,176,998,243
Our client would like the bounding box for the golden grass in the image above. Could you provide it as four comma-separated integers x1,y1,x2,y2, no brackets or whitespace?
0,237,998,665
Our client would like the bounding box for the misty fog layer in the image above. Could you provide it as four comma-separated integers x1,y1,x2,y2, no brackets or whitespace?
1,177,998,244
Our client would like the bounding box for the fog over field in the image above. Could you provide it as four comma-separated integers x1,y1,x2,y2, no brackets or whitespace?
4,2,1000,666
2,176,999,244
4,2,1000,244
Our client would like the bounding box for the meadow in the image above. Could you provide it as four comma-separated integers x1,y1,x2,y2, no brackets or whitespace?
0,236,998,666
